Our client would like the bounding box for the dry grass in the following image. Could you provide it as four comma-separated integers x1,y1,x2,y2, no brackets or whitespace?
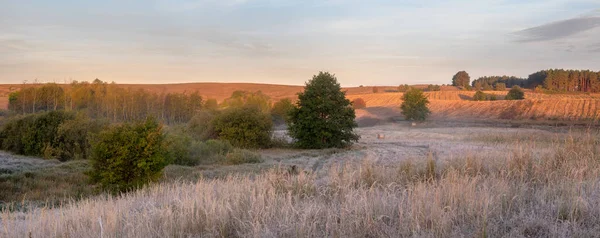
2,131,599,237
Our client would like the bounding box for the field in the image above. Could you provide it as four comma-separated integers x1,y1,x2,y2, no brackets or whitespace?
2,122,600,237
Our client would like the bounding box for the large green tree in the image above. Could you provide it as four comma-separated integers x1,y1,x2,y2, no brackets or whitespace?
401,88,430,121
288,72,359,149
452,71,471,88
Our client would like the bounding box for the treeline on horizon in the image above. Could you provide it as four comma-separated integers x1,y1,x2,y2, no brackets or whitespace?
7,79,209,124
471,69,600,92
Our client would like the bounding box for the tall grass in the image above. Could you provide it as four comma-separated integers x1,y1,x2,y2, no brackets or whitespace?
1,133,599,237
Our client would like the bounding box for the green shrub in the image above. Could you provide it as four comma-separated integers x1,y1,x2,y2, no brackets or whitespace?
192,139,234,165
0,111,75,157
225,149,262,165
88,118,168,193
401,88,430,121
506,86,525,100
288,72,359,149
473,91,487,101
166,129,236,166
212,107,273,149
187,111,217,141
54,114,107,161
165,129,194,165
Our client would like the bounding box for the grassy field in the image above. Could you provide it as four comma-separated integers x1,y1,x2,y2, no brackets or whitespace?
1,123,599,237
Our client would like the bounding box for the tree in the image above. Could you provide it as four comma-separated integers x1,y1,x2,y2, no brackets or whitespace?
400,88,430,121
288,72,359,149
271,98,295,123
452,71,471,88
352,98,367,109
473,91,487,101
495,83,506,91
473,81,482,91
89,118,168,193
482,82,493,91
505,86,525,100
222,91,271,113
212,106,273,149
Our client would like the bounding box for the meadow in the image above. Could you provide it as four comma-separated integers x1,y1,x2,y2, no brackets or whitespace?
1,122,599,237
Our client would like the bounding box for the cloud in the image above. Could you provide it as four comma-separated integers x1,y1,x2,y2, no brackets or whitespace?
515,16,600,42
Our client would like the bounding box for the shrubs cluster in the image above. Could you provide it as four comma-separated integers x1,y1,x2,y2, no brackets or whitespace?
473,91,497,101
212,106,273,149
506,86,525,100
89,118,168,192
0,111,106,161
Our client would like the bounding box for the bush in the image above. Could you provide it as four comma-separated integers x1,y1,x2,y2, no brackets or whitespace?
167,133,235,166
473,91,487,101
372,87,379,93
352,98,367,109
288,72,359,149
212,107,273,149
225,149,262,165
506,86,525,100
54,114,107,161
89,118,168,193
0,111,75,157
271,98,294,124
400,88,430,121
187,111,217,141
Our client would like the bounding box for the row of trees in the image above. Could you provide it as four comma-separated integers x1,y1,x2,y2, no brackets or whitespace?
8,79,206,124
471,76,527,90
528,69,600,92
463,69,600,93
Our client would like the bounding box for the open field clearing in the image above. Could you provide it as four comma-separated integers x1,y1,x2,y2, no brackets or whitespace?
2,123,599,237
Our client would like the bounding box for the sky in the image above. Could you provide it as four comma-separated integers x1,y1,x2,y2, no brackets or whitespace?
1,0,600,86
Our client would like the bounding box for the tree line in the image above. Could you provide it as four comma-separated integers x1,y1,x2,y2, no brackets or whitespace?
8,79,205,124
469,69,600,93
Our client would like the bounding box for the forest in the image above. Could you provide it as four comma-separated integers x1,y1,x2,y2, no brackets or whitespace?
471,69,600,92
